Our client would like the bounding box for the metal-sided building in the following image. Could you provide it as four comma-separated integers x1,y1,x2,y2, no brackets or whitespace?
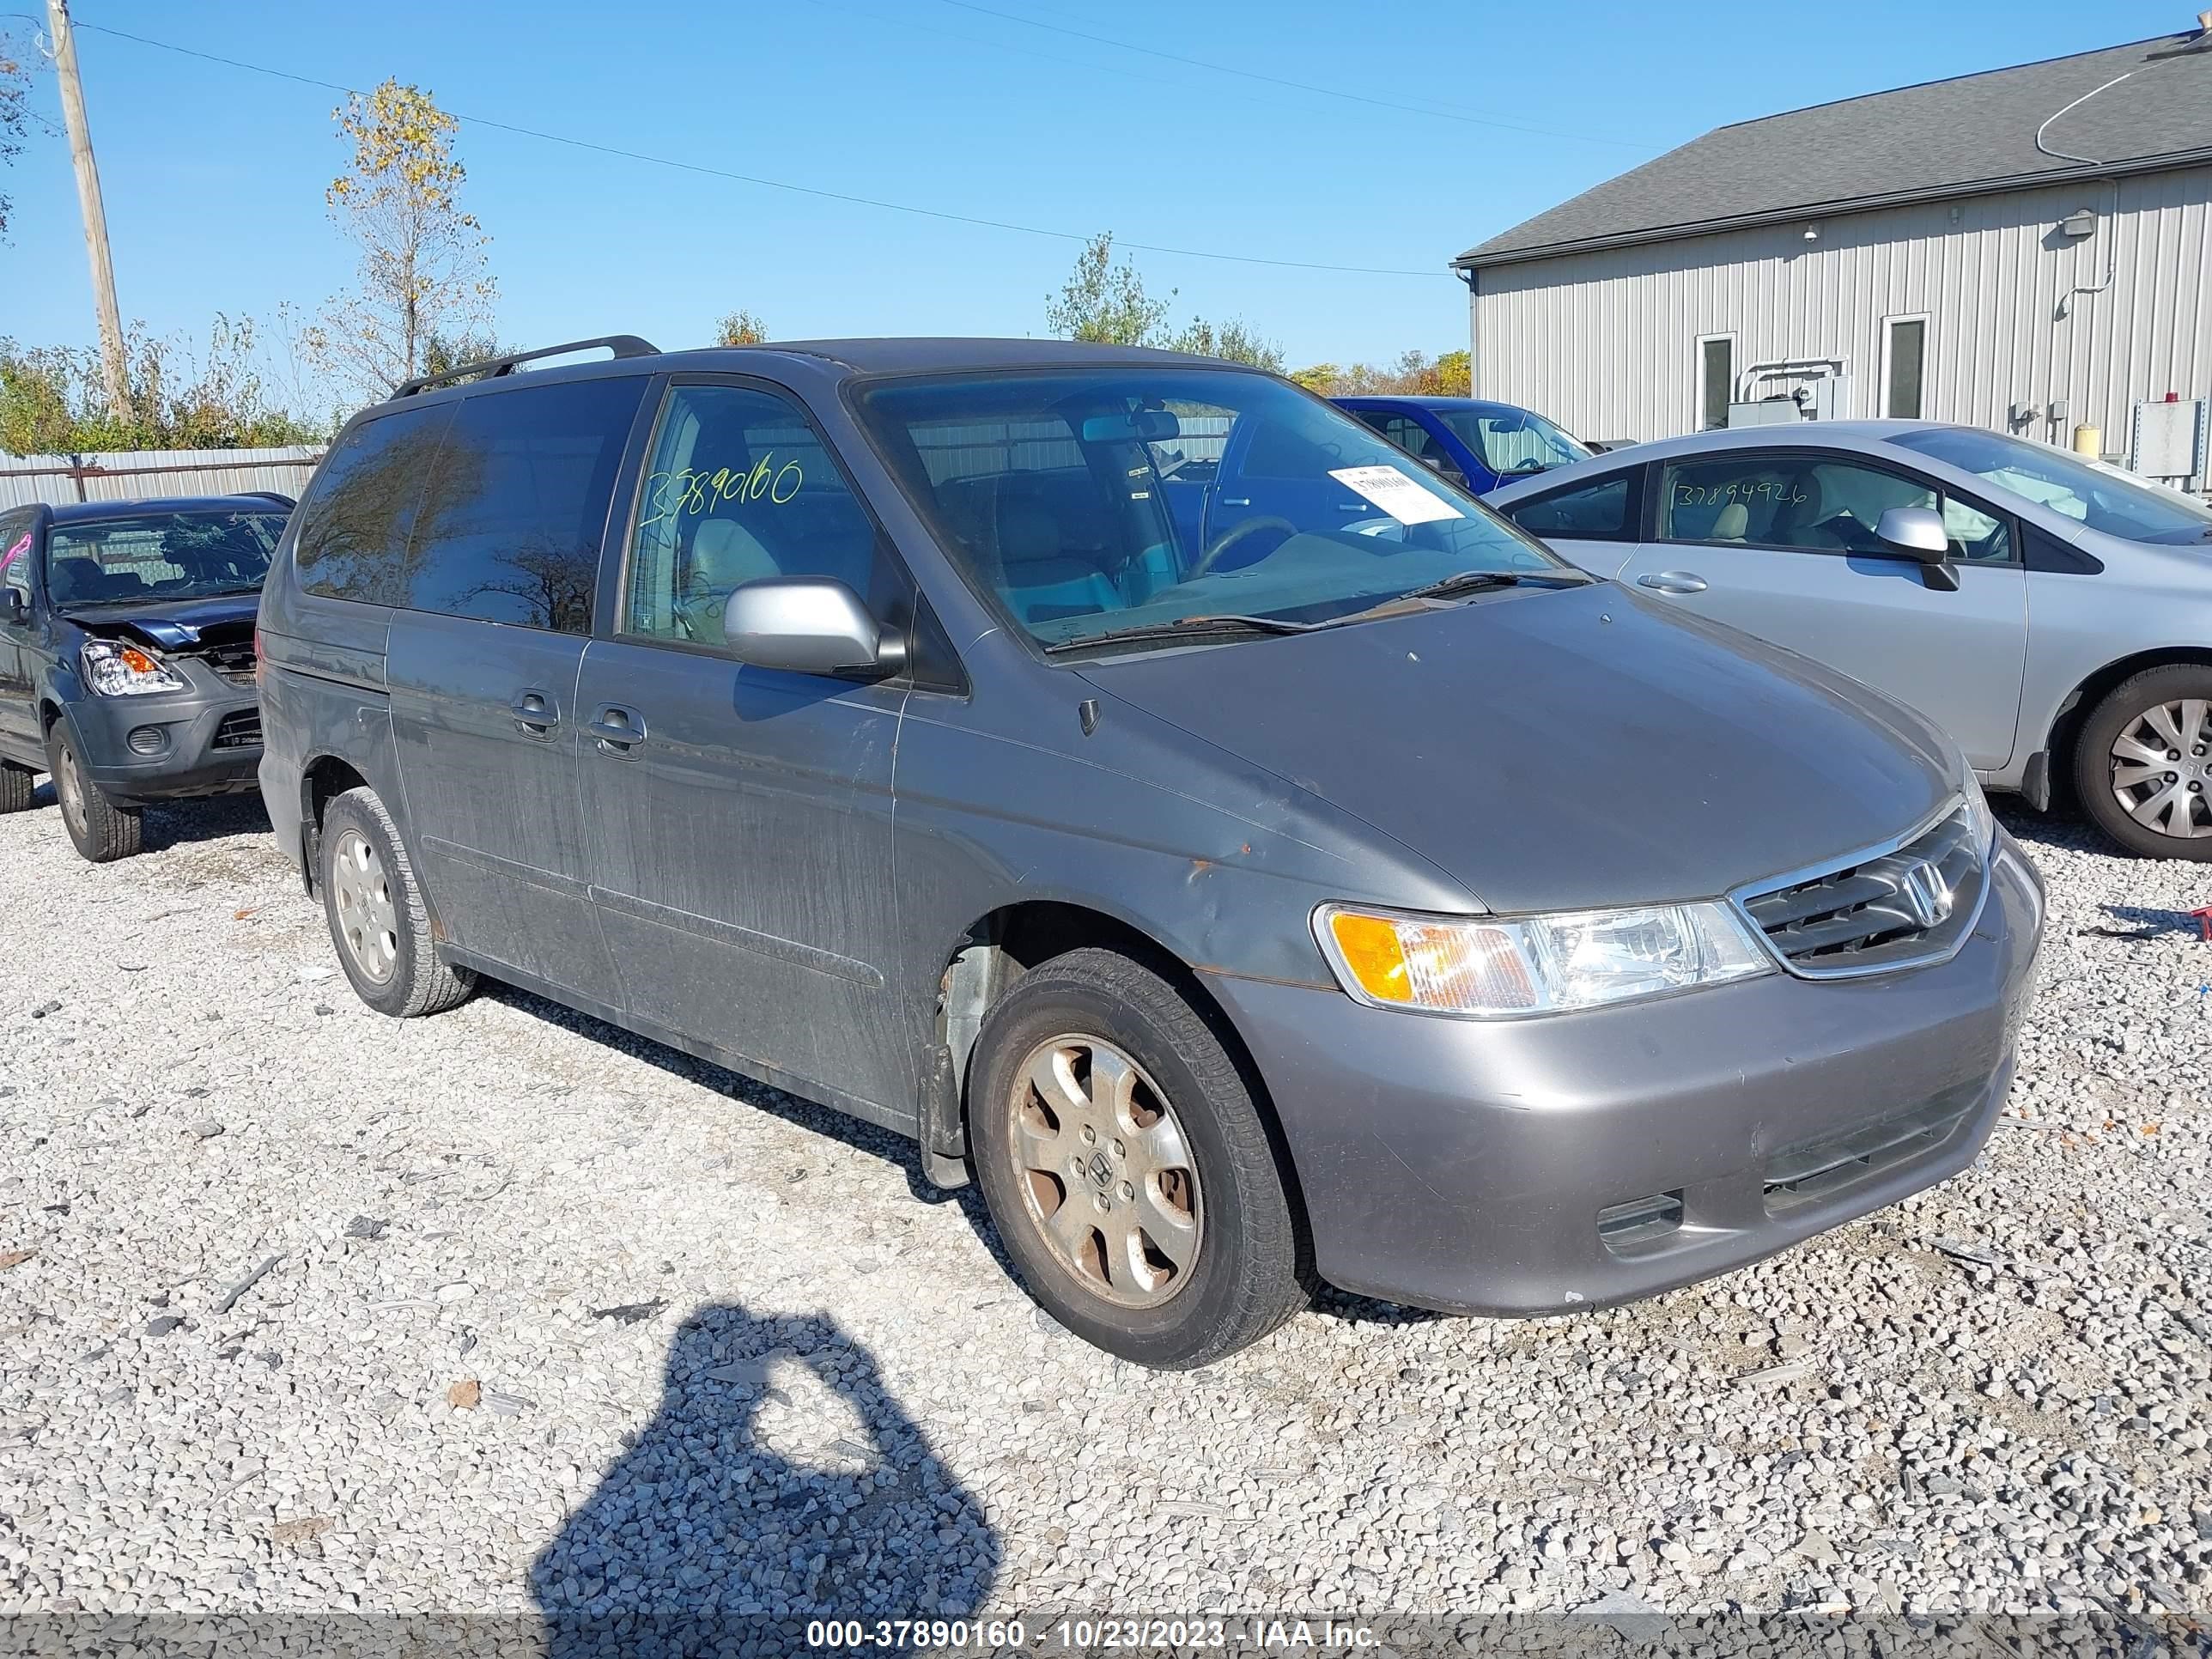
1455,27,2212,488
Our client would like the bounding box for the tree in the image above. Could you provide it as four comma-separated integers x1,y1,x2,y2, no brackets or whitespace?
1287,349,1471,397
0,316,325,455
308,79,495,398
0,32,33,240
714,310,768,346
1046,233,1284,369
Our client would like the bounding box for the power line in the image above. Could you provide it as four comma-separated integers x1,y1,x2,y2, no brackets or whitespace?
52,15,1457,280
927,0,1657,148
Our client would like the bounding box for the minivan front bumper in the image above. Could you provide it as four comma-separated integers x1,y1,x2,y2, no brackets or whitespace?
1204,835,2044,1316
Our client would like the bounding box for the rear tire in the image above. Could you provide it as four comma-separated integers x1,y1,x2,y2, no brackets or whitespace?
319,786,477,1018
46,725,142,861
969,946,1306,1369
2075,665,2212,860
0,763,33,815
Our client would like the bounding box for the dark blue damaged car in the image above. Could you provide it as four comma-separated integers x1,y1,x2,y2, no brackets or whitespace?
255,336,2044,1368
0,495,286,860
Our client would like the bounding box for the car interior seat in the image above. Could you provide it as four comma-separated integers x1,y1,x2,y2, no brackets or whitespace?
991,495,1121,625
1710,503,1750,542
46,556,108,606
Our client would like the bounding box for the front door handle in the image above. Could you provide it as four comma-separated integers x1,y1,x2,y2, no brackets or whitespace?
587,703,647,757
510,689,558,737
1637,570,1710,594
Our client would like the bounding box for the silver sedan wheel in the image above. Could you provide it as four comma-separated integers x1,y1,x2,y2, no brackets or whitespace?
2110,698,2212,839
1006,1034,1203,1309
330,827,400,983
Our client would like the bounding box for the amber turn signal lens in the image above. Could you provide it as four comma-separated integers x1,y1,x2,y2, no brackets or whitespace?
1325,909,1410,1003
118,645,161,676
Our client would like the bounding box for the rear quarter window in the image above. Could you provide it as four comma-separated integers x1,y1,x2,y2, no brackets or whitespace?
294,404,456,605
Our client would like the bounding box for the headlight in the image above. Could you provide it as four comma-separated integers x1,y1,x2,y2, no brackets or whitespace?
1960,769,1996,850
81,639,185,696
1316,899,1771,1018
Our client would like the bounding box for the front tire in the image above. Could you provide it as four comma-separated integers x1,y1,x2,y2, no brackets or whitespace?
46,724,141,861
319,786,477,1018
2075,666,2212,860
969,947,1305,1368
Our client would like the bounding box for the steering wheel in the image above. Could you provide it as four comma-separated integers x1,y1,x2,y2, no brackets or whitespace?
1184,515,1297,584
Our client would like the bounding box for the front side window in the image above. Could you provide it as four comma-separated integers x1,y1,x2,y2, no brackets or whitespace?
1,513,33,607
623,382,897,646
1508,472,1638,541
1888,426,2212,546
1659,453,2013,562
1433,405,1589,481
46,509,285,606
855,368,1569,653
404,376,647,633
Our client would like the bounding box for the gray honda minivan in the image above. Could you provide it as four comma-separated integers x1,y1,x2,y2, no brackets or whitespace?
258,337,2045,1367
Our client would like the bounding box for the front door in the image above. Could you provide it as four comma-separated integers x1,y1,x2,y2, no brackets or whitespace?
1616,448,2028,769
575,378,914,1115
0,512,36,757
384,374,649,1010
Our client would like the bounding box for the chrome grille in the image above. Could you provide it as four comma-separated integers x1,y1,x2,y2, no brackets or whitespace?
1736,805,1985,977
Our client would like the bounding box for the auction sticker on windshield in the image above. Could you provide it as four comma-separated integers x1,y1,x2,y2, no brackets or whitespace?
1328,465,1463,526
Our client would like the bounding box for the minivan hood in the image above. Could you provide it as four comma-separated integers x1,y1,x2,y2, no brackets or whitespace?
1077,585,1957,915
61,591,260,649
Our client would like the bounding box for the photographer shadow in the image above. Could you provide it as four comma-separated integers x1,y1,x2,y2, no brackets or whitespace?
532,1303,998,1656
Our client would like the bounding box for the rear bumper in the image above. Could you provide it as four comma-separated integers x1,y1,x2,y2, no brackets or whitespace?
1206,835,2045,1316
67,685,262,802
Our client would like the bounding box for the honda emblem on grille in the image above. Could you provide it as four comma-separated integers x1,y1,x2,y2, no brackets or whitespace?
1899,859,1954,929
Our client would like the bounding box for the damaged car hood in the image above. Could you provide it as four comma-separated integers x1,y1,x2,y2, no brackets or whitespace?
63,592,260,650
1077,584,1959,915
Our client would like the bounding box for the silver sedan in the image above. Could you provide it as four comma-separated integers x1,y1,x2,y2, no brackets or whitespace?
1488,421,2212,860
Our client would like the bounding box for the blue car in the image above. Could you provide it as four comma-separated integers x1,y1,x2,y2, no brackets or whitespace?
1334,396,1594,494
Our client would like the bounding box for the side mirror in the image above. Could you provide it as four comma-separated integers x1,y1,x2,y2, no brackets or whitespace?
2,588,25,623
721,577,906,677
1875,506,1960,592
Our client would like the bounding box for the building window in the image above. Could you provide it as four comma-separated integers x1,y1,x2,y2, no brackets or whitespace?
1884,316,1927,420
1698,335,1735,431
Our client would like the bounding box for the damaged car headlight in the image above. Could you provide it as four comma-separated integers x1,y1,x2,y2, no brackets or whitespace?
1316,899,1771,1018
1960,768,1996,852
81,639,186,696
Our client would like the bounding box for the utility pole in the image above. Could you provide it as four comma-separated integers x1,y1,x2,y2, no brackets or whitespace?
46,0,129,422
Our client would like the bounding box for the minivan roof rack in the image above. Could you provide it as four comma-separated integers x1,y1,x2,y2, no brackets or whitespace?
390,335,660,399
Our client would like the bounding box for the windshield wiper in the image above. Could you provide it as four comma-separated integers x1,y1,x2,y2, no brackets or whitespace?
1395,568,1591,602
1042,614,1318,653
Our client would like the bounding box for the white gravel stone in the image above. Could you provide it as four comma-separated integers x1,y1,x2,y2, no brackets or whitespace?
0,794,2208,1631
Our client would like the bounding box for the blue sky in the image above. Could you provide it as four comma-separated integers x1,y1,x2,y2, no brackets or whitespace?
0,0,2191,382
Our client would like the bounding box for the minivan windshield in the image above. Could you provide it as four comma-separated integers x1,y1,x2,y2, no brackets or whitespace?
1887,427,2212,545
856,369,1572,653
46,510,284,605
1435,404,1592,480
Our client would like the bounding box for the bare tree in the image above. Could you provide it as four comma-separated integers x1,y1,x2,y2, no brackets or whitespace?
307,79,495,397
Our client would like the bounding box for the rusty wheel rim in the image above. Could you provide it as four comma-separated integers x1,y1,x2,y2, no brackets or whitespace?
1006,1033,1203,1310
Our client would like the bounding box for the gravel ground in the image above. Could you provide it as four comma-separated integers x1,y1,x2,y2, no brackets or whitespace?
1,787,2209,1646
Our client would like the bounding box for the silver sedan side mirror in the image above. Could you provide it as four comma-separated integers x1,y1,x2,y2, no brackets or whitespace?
1875,506,1960,592
721,577,906,677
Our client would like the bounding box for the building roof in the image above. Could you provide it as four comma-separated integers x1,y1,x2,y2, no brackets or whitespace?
1459,30,2212,269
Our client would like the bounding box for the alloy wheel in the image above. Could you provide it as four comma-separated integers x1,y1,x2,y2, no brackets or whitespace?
54,743,86,832
330,828,400,983
1006,1033,1203,1309
2109,698,2212,839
